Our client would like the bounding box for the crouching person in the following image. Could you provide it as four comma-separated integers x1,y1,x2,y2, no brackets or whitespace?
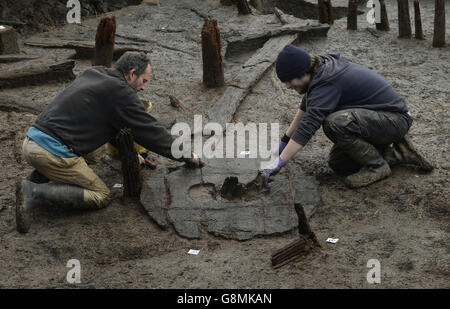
16,52,200,233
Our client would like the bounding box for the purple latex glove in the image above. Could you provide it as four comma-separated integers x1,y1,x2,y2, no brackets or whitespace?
278,141,288,155
262,157,286,189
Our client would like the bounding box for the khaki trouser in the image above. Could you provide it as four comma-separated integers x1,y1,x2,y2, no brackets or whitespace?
22,137,110,208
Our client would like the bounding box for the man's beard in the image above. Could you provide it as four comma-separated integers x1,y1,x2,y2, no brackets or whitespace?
130,80,139,91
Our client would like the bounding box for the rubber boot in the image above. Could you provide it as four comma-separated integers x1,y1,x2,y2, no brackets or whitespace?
27,169,49,184
343,139,391,188
15,180,94,234
383,135,434,172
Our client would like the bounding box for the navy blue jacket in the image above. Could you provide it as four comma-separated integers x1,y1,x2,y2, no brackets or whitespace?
291,54,409,146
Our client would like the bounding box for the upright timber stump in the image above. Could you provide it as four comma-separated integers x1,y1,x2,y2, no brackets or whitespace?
397,0,412,38
318,0,334,25
432,0,446,47
201,19,224,88
236,0,252,15
116,128,142,199
414,0,424,40
0,26,19,54
376,0,390,32
347,0,358,30
94,16,116,67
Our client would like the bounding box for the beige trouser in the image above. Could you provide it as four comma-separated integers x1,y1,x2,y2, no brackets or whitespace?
22,137,110,208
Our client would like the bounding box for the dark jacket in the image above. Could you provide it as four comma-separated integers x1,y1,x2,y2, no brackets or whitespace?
291,54,409,147
33,66,182,161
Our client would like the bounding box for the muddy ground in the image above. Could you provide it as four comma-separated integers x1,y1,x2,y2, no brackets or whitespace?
0,0,449,288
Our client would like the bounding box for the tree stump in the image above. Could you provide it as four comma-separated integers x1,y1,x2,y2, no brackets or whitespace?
116,128,142,199
376,0,390,32
94,16,116,67
414,0,424,40
271,203,320,269
201,19,224,88
0,26,19,55
397,0,412,39
318,0,334,25
236,0,252,15
347,0,358,30
432,0,446,47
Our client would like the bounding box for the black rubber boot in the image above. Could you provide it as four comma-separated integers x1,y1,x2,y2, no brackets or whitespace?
15,180,92,234
383,135,434,172
343,139,391,188
27,170,49,184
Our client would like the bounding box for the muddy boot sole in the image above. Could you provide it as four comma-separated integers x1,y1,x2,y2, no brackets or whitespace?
396,136,434,172
15,180,30,234
345,162,391,188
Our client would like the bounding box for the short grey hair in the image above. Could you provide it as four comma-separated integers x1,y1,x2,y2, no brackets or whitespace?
115,51,151,76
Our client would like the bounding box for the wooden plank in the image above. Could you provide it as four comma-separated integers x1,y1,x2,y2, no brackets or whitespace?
0,60,75,89
0,55,40,63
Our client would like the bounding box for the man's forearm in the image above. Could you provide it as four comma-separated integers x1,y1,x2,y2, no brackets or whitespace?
285,109,304,137
280,139,303,162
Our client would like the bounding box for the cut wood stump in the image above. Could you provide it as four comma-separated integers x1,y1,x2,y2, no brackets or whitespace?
414,0,424,40
116,128,142,199
318,0,334,25
201,19,224,88
0,26,19,54
398,0,412,38
236,0,252,15
94,16,116,67
0,59,75,89
271,204,320,269
347,0,358,30
432,0,446,47
376,0,390,32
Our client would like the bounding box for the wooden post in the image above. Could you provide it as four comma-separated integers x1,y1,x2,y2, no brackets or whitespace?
318,0,334,25
201,19,224,88
397,0,412,39
347,0,358,30
116,128,142,199
432,0,446,47
413,0,424,40
376,0,390,31
0,26,19,55
325,0,334,25
236,0,252,15
94,16,116,67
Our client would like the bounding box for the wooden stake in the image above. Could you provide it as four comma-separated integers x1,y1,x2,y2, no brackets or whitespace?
325,0,334,25
236,0,252,15
413,0,424,40
0,26,19,55
318,0,334,25
376,0,390,31
94,16,116,67
397,0,412,38
347,0,358,30
201,19,224,88
116,128,142,199
318,0,328,24
432,0,446,47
